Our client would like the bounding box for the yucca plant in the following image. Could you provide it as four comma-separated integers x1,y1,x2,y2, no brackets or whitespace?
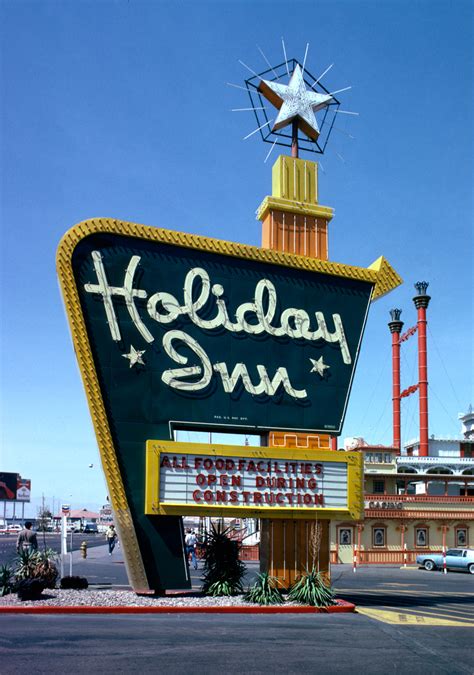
201,522,246,597
15,548,59,589
15,549,39,581
0,564,14,596
288,568,336,607
244,572,284,605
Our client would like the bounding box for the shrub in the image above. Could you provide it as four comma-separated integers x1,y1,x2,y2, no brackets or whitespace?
16,578,45,601
15,548,59,589
34,549,59,589
60,576,89,590
201,523,246,597
288,568,336,607
244,572,284,605
0,564,14,596
15,549,38,581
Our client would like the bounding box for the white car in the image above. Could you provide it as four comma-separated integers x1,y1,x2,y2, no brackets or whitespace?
416,548,474,574
7,524,22,534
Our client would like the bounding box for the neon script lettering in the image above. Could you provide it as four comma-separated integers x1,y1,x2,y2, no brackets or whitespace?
84,251,351,400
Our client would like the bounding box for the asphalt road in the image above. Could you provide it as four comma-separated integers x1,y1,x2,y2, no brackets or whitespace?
0,532,106,565
0,556,473,674
1,602,472,675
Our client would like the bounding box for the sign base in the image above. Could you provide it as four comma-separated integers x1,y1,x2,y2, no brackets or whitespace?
260,519,330,588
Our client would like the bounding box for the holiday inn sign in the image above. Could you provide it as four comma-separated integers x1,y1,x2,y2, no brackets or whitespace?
57,218,400,591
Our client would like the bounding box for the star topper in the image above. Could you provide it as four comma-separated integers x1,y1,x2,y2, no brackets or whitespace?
229,40,357,158
258,64,333,141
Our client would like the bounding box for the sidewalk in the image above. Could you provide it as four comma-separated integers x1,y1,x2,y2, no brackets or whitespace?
66,546,261,590
63,543,130,587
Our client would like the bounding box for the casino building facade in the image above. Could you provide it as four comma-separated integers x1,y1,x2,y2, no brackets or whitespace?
329,281,474,565
329,428,474,564
227,420,474,565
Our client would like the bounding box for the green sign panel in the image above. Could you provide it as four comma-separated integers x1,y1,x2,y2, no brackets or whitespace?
75,236,370,434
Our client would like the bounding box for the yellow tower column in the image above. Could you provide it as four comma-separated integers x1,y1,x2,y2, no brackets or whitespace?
257,154,334,587
257,154,333,260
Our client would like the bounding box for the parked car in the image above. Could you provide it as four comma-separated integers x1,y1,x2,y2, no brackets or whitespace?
0,524,22,534
82,522,98,534
417,548,474,574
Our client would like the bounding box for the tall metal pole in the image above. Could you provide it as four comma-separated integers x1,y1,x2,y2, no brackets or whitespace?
413,282,431,457
388,309,404,453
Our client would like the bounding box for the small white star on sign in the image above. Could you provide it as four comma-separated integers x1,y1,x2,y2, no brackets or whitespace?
122,346,146,368
309,356,330,377
258,64,333,141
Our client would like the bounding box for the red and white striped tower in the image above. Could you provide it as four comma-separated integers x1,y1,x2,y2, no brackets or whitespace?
388,309,404,454
413,282,431,457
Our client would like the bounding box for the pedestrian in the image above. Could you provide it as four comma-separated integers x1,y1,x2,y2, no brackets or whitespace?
185,529,198,570
105,524,118,555
16,521,38,555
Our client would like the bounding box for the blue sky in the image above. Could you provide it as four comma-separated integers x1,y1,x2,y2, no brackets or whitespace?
1,0,472,516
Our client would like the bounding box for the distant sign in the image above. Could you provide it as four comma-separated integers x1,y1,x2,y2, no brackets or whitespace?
146,440,364,520
16,478,31,503
365,499,403,510
61,504,71,515
0,473,18,501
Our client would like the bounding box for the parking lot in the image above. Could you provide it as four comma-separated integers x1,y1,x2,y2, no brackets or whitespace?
0,531,105,566
0,560,473,674
1,537,473,673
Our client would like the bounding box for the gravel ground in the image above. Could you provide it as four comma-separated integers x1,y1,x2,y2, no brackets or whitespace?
0,588,345,608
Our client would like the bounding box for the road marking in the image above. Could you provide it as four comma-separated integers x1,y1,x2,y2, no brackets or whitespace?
381,582,424,586
408,606,474,621
357,607,474,627
336,588,474,597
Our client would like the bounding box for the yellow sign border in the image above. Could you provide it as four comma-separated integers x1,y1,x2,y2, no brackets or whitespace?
145,440,364,520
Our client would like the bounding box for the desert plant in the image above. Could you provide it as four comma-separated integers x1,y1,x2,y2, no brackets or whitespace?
16,578,45,601
33,549,59,588
15,548,59,588
15,549,39,581
201,523,246,597
244,572,284,605
288,568,336,607
60,576,88,590
0,564,14,596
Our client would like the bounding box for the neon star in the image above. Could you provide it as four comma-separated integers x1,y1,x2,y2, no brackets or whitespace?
258,64,333,140
309,356,330,377
122,345,146,368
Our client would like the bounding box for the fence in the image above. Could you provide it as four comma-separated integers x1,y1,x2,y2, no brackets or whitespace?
330,548,428,564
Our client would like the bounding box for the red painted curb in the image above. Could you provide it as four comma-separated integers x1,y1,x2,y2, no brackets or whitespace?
0,599,355,615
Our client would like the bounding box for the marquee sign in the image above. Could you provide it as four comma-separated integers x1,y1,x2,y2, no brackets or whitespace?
146,441,363,520
57,218,400,592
